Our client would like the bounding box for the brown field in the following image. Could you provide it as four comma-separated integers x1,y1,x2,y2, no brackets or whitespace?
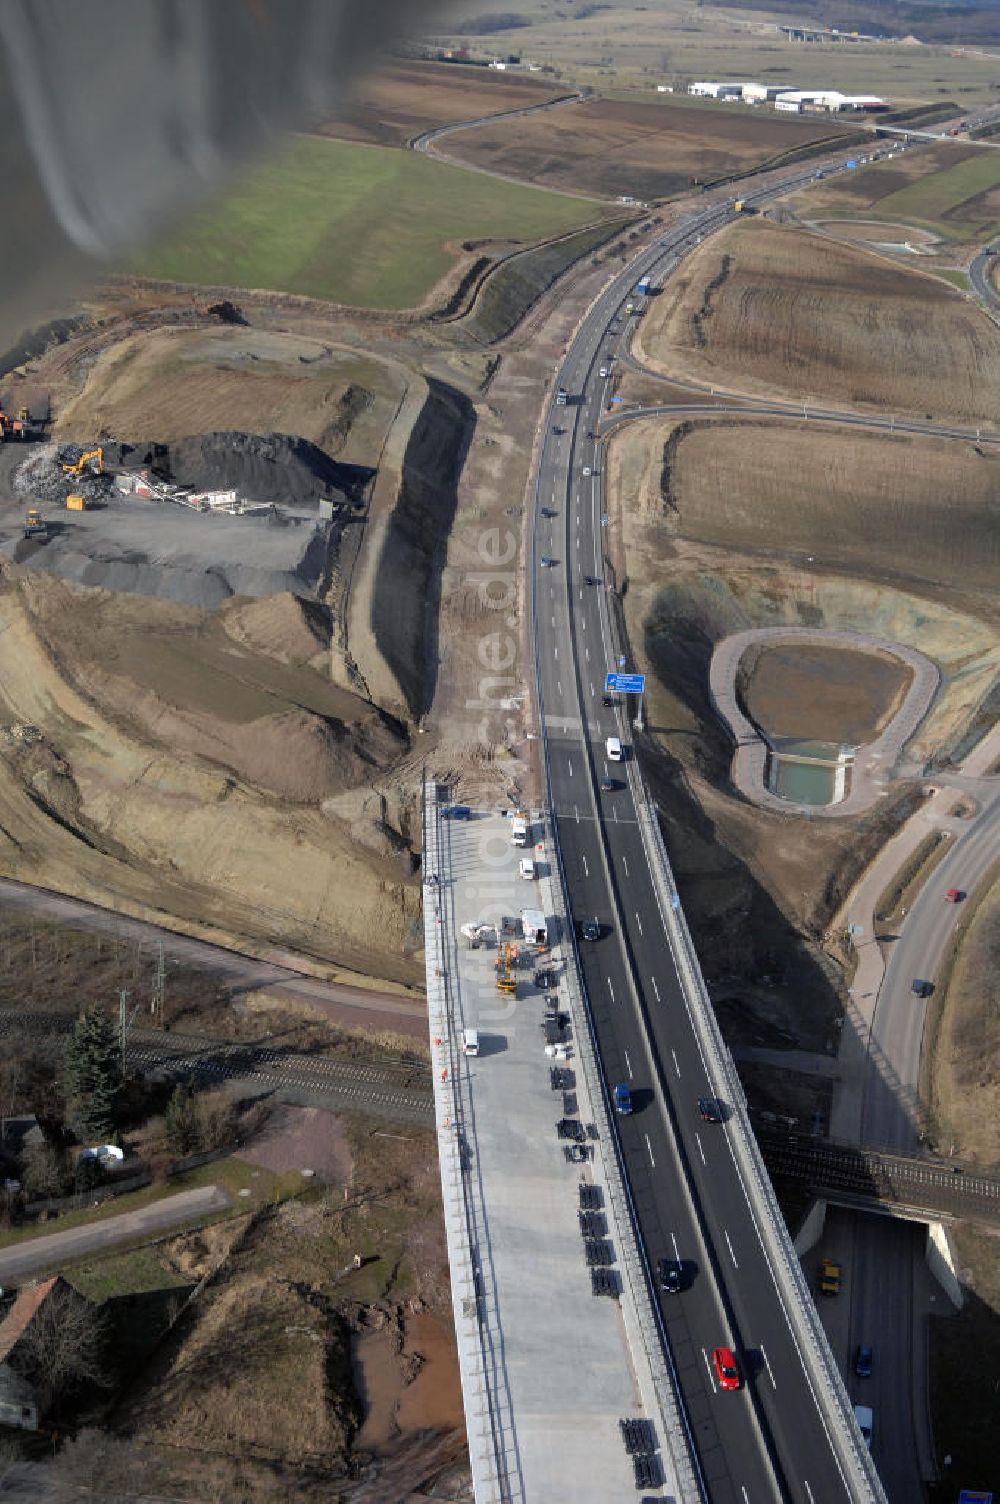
440,96,846,201
742,644,912,744
315,58,566,147
634,219,1000,423
622,415,1000,599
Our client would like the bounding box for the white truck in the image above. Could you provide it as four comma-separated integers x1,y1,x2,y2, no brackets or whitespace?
511,810,529,848
521,909,548,947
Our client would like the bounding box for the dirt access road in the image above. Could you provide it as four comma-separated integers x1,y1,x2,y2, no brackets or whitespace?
0,878,426,1040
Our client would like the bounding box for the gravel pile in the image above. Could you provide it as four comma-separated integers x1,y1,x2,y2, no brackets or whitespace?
116,431,359,510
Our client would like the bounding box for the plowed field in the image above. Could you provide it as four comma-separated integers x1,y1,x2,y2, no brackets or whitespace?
635,218,1000,423
441,96,846,201
619,414,1000,600
317,58,565,148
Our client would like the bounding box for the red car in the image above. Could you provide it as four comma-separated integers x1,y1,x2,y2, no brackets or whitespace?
713,1346,741,1391
945,888,965,904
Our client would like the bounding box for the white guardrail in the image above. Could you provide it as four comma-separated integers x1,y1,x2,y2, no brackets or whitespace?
422,778,521,1504
632,789,887,1502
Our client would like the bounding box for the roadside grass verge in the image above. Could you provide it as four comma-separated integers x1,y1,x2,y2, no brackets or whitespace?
934,268,971,292
130,135,604,310
68,1244,192,1302
874,829,952,932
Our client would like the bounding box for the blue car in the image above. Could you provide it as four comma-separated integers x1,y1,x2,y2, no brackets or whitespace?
855,1344,873,1379
613,1082,633,1115
444,804,471,820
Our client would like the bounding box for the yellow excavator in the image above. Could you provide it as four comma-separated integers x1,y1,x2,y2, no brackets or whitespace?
495,942,518,996
61,446,104,476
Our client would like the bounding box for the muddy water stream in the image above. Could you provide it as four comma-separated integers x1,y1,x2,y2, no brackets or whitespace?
353,1312,464,1451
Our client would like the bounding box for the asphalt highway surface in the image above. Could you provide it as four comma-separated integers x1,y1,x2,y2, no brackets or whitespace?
531,160,887,1503
969,244,1000,307
863,780,1000,1151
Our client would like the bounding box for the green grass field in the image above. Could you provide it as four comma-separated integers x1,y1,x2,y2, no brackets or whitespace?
872,151,1000,238
131,136,604,309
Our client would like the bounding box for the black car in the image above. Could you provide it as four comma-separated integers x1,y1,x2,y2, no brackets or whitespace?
602,694,615,708
579,919,601,942
698,1096,724,1123
599,778,618,793
541,506,556,518
658,1258,684,1294
584,575,601,586
911,978,934,998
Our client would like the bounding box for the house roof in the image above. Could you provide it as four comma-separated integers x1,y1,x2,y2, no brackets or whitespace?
0,1277,62,1363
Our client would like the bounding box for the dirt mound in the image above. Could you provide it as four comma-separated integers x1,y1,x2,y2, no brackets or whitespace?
221,592,331,667
112,430,362,509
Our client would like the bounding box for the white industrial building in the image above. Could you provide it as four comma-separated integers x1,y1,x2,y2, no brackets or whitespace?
688,81,746,98
773,88,888,112
742,82,787,103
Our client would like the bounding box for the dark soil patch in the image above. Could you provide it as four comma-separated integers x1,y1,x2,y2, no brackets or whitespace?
740,643,913,744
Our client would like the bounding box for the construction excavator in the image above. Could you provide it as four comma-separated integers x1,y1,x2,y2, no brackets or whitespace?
495,942,518,997
60,446,104,476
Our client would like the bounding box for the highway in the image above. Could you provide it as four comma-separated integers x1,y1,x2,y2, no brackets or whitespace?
530,162,885,1502
969,244,1000,308
863,772,1000,1150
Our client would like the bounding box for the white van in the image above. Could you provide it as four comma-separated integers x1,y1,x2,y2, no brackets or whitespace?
606,736,623,762
519,857,536,881
462,1029,480,1057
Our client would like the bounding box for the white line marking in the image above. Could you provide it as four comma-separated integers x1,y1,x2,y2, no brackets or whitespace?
760,1344,777,1391
567,758,573,778
671,1049,681,1077
635,911,643,935
622,855,628,875
803,1483,815,1504
695,1133,706,1166
574,805,580,823
607,977,616,1003
671,1231,681,1262
585,647,590,661
554,647,558,660
741,1490,750,1504
725,1229,739,1269
557,681,562,695
652,977,661,1001
551,615,555,628
624,1049,632,1078
581,854,588,877
645,1133,655,1168
702,1349,717,1393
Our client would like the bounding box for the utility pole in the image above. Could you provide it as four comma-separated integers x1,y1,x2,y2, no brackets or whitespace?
118,987,129,1074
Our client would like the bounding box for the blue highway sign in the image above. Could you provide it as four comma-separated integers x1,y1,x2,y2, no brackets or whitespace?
605,672,646,694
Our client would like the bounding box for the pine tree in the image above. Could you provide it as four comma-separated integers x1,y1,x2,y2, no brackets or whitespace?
64,1006,122,1139
164,1084,202,1156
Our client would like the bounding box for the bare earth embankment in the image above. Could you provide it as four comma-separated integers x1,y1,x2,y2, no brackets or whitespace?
633,218,1000,424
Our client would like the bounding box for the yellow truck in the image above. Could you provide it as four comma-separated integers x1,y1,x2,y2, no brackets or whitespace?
820,1257,842,1296
66,493,87,511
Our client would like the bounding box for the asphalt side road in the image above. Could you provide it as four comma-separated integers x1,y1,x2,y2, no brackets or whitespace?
0,1185,230,1284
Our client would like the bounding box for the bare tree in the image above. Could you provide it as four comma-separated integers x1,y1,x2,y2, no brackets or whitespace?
15,1283,109,1407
